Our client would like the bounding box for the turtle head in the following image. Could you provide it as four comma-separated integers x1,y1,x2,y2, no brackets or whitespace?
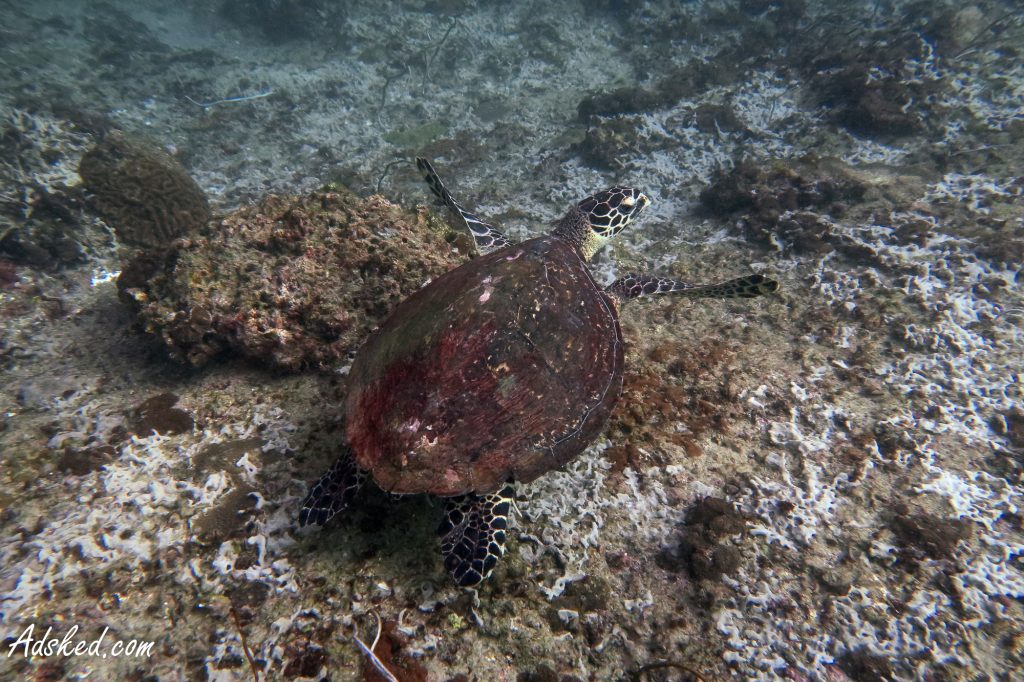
555,186,651,261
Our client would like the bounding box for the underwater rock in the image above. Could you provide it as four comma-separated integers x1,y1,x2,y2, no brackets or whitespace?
576,86,661,120
993,408,1024,449
700,158,867,255
572,117,644,171
576,58,732,125
56,445,116,476
798,29,945,139
0,110,96,267
358,619,428,682
191,486,258,544
79,130,211,249
0,204,85,266
607,338,742,472
820,67,923,137
82,4,169,67
659,497,749,581
738,0,807,17
282,639,329,679
127,392,194,436
915,5,989,55
0,259,17,287
889,507,972,562
577,42,756,132
837,648,896,682
693,103,748,136
516,666,559,682
118,189,466,371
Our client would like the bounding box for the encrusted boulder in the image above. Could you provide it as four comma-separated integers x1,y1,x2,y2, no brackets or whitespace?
118,189,467,371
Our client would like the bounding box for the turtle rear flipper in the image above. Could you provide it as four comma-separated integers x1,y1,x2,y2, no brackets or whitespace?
416,157,512,253
438,486,514,587
608,273,778,301
299,451,368,527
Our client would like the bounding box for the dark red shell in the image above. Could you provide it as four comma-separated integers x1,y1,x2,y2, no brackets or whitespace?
345,235,624,496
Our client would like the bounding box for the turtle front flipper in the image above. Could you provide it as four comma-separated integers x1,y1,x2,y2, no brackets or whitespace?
437,486,514,587
298,450,368,527
607,273,779,301
416,157,512,254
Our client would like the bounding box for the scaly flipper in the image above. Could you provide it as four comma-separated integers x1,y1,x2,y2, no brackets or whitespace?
416,157,512,254
437,486,514,587
298,449,368,527
607,273,779,301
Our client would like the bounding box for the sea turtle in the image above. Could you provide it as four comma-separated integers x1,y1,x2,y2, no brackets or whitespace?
299,158,778,587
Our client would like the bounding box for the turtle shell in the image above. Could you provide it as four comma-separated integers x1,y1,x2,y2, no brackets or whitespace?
345,235,624,496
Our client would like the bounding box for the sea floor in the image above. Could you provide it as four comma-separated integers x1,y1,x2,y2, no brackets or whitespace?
1,1,1022,680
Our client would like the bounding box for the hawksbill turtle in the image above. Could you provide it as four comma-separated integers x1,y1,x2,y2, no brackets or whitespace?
299,158,778,586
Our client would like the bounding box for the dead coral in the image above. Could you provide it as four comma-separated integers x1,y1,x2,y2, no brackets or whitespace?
118,189,467,371
79,130,211,249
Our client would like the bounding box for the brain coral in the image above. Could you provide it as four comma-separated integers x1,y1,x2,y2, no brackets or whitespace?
117,189,467,371
79,131,211,248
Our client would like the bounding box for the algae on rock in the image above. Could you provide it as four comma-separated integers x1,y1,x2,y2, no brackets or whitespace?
118,189,467,371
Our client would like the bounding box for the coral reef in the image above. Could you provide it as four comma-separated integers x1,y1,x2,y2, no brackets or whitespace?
118,189,467,370
79,131,211,250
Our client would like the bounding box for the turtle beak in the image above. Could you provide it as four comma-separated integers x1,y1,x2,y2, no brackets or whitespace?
626,192,650,217
621,192,649,211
